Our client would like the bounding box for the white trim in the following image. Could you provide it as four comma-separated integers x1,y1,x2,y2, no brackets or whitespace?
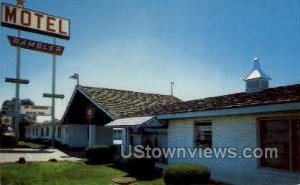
105,116,157,128
157,102,300,120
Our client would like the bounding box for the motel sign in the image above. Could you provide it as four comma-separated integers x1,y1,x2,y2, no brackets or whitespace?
8,36,65,55
1,1,70,146
1,3,70,39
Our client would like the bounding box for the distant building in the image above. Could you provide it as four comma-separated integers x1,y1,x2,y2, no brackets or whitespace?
25,119,61,140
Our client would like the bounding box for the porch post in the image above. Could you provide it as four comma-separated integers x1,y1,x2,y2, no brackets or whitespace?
89,125,96,147
141,126,144,146
125,127,132,154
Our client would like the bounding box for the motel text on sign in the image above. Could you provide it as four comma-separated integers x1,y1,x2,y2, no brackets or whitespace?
1,3,70,39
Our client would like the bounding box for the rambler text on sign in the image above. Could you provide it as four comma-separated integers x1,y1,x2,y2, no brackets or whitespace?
8,36,64,55
1,3,70,39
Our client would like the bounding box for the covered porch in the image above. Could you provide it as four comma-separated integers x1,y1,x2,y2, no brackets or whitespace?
106,116,168,163
60,124,112,148
60,86,114,148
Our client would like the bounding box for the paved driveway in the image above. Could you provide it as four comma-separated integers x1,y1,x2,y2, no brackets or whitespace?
0,148,82,163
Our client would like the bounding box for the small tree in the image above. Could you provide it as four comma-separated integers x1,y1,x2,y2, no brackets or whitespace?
0,98,37,138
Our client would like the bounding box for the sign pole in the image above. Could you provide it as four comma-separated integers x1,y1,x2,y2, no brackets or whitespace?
14,29,21,142
51,37,57,147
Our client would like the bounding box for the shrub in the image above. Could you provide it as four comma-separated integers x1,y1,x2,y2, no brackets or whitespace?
84,145,113,164
117,154,155,174
0,135,16,148
48,158,57,162
163,163,210,185
17,157,26,164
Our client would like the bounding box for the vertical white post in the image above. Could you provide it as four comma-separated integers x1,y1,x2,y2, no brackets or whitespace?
89,125,96,147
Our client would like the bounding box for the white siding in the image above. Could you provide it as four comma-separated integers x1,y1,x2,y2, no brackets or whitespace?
95,126,113,145
68,125,89,147
168,115,299,185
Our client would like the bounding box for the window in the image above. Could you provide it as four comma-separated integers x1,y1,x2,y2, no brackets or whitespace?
41,128,44,137
260,118,300,172
87,127,89,140
194,122,212,148
57,127,61,138
46,127,49,136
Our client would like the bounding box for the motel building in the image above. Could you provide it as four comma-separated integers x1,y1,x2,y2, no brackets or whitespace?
24,58,300,185
25,120,61,141
106,58,300,185
45,85,180,149
24,85,179,151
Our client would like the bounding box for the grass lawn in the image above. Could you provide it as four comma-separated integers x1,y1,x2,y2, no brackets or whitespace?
0,161,164,185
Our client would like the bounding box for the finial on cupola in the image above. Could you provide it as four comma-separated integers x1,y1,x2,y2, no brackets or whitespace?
244,57,271,93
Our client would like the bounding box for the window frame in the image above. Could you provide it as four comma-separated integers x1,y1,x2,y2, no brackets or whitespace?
41,128,44,137
258,116,300,172
46,127,49,137
193,121,212,148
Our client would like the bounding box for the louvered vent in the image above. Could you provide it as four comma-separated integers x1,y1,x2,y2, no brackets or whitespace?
244,57,271,93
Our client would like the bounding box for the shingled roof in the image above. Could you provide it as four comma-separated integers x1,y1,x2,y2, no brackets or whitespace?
77,86,182,118
134,84,300,116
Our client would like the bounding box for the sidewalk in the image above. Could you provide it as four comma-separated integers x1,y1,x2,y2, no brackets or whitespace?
0,148,82,163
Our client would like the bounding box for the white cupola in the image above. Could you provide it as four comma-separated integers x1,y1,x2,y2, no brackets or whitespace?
244,57,271,93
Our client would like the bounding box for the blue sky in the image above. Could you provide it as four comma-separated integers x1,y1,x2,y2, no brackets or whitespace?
1,0,300,120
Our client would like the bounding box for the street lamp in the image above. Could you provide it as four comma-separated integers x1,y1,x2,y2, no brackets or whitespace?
69,73,79,86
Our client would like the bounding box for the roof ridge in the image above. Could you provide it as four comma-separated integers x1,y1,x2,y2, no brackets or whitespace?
185,83,300,103
78,85,180,98
133,83,300,116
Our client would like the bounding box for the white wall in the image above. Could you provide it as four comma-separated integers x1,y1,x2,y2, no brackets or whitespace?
168,115,299,185
68,124,89,148
61,126,69,145
61,124,113,148
95,126,113,145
